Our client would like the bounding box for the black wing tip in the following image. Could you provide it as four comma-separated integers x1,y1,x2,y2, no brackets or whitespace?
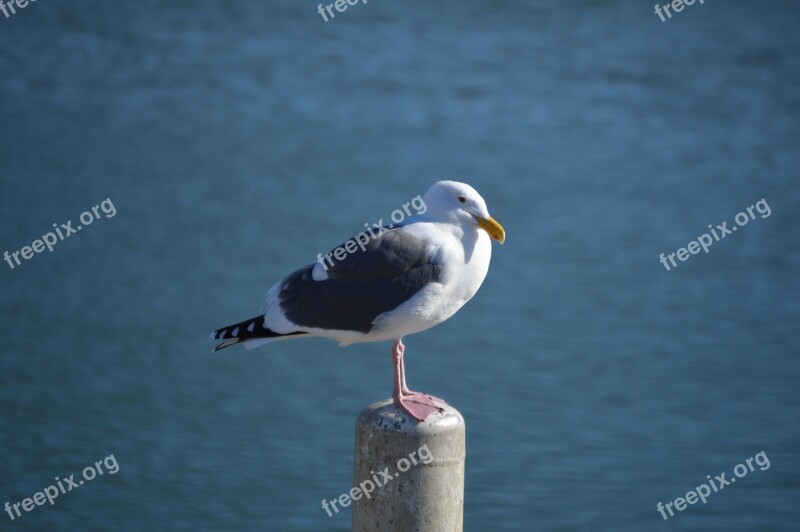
212,338,244,352
212,316,266,341
211,316,308,352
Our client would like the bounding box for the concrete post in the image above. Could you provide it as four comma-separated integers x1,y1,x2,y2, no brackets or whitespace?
352,398,465,532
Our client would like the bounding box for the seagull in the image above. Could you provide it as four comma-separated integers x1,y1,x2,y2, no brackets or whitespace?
211,180,505,421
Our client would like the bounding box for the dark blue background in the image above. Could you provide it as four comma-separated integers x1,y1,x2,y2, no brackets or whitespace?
1,1,798,529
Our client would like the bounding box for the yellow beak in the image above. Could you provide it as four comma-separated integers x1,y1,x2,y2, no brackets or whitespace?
475,215,506,244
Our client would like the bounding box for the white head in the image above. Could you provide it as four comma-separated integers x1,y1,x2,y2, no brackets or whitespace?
420,181,505,243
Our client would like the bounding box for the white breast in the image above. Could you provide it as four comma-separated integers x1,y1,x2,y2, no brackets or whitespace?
367,222,492,342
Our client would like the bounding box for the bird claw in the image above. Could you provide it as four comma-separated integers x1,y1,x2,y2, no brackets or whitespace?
395,391,445,421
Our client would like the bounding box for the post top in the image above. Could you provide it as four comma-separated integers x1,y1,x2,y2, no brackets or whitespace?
356,398,464,436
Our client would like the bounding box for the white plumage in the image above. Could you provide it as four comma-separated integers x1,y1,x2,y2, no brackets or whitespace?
212,180,505,420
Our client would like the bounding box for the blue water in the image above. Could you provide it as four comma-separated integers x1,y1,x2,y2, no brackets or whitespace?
1,1,798,530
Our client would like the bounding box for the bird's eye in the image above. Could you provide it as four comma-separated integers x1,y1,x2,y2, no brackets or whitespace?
458,195,466,203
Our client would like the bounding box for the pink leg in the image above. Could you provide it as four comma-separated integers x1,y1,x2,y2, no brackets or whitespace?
391,339,445,421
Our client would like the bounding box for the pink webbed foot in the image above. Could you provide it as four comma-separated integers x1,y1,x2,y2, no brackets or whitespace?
394,391,445,421
390,339,446,421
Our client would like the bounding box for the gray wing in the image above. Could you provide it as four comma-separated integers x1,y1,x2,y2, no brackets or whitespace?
277,228,442,333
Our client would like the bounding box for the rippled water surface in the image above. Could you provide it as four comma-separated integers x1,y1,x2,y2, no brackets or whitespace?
1,1,798,530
